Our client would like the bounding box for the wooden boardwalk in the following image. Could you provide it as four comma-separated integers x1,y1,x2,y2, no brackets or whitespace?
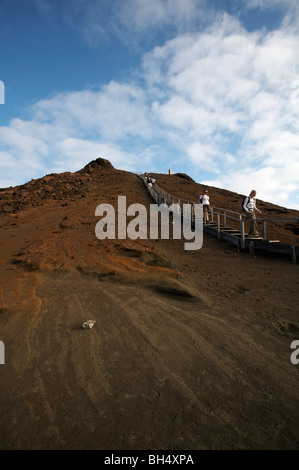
141,176,299,263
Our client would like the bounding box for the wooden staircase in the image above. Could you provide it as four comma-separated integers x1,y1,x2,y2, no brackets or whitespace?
140,175,299,263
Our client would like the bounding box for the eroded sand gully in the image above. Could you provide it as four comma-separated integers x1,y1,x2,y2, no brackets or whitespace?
0,162,298,449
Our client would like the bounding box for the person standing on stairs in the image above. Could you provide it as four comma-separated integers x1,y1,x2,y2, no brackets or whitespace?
243,190,262,237
199,189,211,223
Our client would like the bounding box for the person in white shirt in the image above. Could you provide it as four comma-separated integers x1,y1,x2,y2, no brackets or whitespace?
199,189,211,222
243,190,262,237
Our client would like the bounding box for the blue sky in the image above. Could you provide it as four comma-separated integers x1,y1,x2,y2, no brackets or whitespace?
0,0,299,208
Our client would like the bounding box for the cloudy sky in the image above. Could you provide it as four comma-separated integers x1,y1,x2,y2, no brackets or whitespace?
0,0,299,208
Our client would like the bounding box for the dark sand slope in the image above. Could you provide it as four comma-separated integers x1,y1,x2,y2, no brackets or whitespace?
0,160,298,449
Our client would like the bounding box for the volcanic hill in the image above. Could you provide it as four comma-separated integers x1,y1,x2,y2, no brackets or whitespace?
0,158,298,450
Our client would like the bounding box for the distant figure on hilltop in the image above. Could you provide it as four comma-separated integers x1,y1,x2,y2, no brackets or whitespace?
243,190,262,237
147,175,153,187
199,189,211,222
168,169,173,175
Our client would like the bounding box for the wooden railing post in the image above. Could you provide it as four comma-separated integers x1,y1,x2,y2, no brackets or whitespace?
291,246,296,264
262,221,267,241
240,216,245,249
217,214,221,238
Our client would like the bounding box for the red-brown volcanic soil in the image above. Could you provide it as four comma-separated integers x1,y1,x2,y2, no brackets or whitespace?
0,159,298,450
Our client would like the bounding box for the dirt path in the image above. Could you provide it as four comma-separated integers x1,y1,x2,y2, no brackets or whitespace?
0,236,298,449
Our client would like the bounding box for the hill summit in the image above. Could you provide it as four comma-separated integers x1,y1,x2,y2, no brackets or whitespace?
0,159,298,450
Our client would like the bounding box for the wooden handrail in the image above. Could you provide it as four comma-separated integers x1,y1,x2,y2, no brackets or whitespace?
141,177,299,224
139,175,298,261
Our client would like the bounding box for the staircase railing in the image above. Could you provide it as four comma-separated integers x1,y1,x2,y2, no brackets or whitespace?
140,175,299,253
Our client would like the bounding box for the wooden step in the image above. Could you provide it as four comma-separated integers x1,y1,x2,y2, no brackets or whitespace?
245,236,264,240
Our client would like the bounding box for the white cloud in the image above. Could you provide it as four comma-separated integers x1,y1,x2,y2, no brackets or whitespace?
32,83,153,141
141,14,299,208
0,84,154,183
52,138,138,174
187,141,221,172
1,8,299,209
